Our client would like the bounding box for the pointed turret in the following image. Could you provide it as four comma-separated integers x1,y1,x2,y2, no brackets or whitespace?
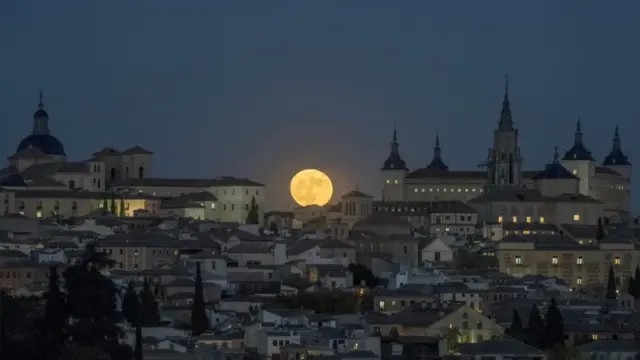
603,125,631,166
426,134,448,171
498,74,513,131
532,146,577,181
562,118,594,161
381,126,408,171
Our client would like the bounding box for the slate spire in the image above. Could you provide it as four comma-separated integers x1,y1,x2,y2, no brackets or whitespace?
381,126,408,171
603,125,631,166
498,74,513,131
426,133,448,171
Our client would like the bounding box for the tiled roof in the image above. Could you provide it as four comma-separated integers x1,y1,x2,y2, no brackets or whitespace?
113,177,264,187
342,190,371,198
121,146,153,155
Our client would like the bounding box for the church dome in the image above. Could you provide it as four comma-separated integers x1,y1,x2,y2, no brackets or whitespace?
16,134,66,156
15,90,66,156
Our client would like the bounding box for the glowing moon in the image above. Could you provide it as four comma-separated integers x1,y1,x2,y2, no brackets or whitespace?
290,169,334,207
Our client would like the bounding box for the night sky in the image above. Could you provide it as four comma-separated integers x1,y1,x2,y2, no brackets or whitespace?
1,1,639,211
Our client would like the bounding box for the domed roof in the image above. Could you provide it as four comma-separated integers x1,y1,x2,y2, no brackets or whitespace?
16,134,66,156
15,89,66,156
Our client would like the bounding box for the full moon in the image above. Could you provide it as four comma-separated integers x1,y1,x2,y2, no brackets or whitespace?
290,169,334,207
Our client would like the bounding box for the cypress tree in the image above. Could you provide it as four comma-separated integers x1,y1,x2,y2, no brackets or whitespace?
122,282,139,325
139,278,160,327
245,197,259,225
102,195,109,212
41,265,68,359
526,304,545,349
596,217,605,240
626,276,635,297
119,197,126,217
190,262,209,336
154,282,161,298
606,265,617,299
633,266,640,299
544,298,564,349
134,320,143,360
506,310,524,341
110,194,117,214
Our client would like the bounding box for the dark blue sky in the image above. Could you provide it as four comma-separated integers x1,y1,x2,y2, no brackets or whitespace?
1,1,639,210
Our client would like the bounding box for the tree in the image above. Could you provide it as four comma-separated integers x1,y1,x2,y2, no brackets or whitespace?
190,262,209,336
626,276,635,297
119,197,126,217
102,196,109,213
134,320,143,360
154,283,161,298
245,197,259,225
633,266,640,299
526,304,545,349
546,345,581,360
445,328,461,355
596,217,605,240
348,264,379,289
139,278,160,327
122,282,139,325
544,298,565,349
606,265,617,300
63,244,126,359
506,310,525,341
110,193,117,214
40,265,68,359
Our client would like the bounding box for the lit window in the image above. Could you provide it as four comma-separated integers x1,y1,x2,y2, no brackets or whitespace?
523,230,530,235
378,301,385,310
414,188,418,192
515,255,522,265
576,276,583,285
472,189,476,192
465,189,469,192
444,189,447,192
552,256,558,264
498,216,503,223
385,180,390,184
36,211,42,218
512,216,517,223
614,257,621,265
457,189,461,192
526,216,531,223
573,214,580,221
19,211,24,215
450,188,454,192
540,217,545,223
572,169,577,175
576,256,583,265
394,180,398,184
211,203,215,209
591,334,598,340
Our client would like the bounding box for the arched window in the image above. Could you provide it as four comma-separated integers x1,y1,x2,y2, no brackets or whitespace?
139,166,144,179
110,168,116,179
68,180,75,189
125,167,129,177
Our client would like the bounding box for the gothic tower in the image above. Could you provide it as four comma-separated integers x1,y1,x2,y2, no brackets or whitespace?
486,76,523,187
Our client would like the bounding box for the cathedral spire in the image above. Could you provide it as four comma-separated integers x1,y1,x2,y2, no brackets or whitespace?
434,133,442,160
498,74,514,131
553,146,559,164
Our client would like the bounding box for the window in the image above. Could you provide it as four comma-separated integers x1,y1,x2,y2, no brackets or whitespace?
498,216,503,223
210,203,215,209
515,255,522,265
512,216,517,223
591,334,598,340
573,214,580,221
138,166,144,179
36,211,42,218
385,180,390,184
552,256,558,265
540,216,545,223
572,169,578,175
378,301,385,310
526,216,531,223
614,257,621,265
576,276,583,285
68,180,76,189
576,256,583,265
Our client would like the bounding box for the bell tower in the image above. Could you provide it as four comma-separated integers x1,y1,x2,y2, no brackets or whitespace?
485,75,523,187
